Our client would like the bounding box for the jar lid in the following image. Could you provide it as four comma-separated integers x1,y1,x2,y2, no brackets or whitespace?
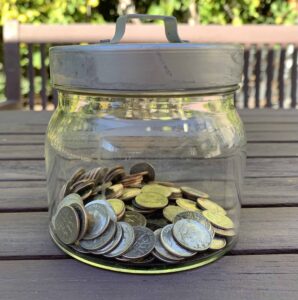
50,14,243,96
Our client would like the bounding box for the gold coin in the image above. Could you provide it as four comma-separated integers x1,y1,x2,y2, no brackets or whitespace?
209,237,227,250
120,188,141,201
142,184,172,198
135,192,168,209
107,199,125,216
202,210,234,230
176,198,200,212
197,198,227,215
214,227,236,237
163,205,186,223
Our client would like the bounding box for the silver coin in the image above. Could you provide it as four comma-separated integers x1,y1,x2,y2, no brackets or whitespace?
154,229,184,261
54,193,83,217
122,226,155,260
104,222,135,258
54,205,80,245
83,203,110,240
152,250,180,264
173,219,213,251
88,199,117,222
92,223,123,255
174,211,214,238
80,221,116,251
70,243,90,254
160,224,196,258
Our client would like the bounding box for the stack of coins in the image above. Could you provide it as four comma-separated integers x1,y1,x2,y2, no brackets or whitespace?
52,162,236,264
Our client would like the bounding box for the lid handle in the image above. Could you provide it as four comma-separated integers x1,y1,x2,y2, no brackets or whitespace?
109,14,185,44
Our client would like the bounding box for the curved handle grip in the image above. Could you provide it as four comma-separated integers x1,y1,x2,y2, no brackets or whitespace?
109,14,185,44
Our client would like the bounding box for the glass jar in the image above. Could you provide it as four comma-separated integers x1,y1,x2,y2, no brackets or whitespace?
46,14,246,274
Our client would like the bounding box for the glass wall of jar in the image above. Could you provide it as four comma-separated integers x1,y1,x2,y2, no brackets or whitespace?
45,90,246,273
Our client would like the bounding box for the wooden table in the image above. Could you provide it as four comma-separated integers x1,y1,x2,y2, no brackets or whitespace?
1,110,298,300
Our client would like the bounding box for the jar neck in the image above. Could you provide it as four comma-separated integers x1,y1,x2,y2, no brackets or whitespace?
57,92,236,118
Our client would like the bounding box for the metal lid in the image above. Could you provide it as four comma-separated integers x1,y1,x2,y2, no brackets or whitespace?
50,14,243,96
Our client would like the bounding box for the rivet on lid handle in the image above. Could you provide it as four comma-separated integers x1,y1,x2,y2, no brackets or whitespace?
102,14,187,44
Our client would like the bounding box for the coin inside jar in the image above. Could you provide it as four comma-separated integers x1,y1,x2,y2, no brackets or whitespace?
122,226,155,260
209,237,227,250
130,162,155,182
84,203,110,240
160,224,196,258
163,205,186,223
176,198,200,212
181,186,209,200
123,211,147,227
172,219,213,252
92,222,123,255
55,205,80,245
202,210,235,230
154,228,184,261
197,198,227,215
80,221,116,251
104,222,135,258
135,192,168,209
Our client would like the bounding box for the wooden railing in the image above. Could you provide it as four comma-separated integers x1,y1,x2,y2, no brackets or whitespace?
3,20,298,110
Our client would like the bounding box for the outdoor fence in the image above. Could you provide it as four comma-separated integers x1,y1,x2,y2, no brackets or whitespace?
2,21,298,110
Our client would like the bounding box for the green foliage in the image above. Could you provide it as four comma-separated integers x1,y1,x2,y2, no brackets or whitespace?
198,0,298,25
0,0,297,103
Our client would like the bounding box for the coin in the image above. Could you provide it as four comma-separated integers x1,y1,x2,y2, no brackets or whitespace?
214,227,236,237
92,222,123,255
176,198,200,212
122,226,155,260
55,193,83,217
70,243,90,254
174,210,214,237
202,210,235,230
123,211,147,227
173,219,213,251
80,221,116,251
209,237,227,250
135,192,168,209
104,222,135,258
120,188,141,201
154,229,184,261
104,166,125,184
69,168,86,185
88,199,117,222
126,203,156,215
130,162,155,182
142,184,172,198
197,198,227,215
163,205,186,223
71,202,89,241
152,250,180,264
107,199,125,216
84,203,110,240
55,206,80,245
106,183,124,199
146,217,168,231
160,224,196,258
181,186,209,199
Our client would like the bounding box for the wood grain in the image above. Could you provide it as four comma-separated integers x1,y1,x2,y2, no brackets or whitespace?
0,254,297,300
0,177,297,211
0,208,297,258
2,143,298,159
0,181,47,211
1,158,298,181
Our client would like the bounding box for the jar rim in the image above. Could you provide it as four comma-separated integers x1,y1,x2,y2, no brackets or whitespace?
54,84,239,97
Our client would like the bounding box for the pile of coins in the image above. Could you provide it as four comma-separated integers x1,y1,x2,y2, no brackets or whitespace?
52,162,236,264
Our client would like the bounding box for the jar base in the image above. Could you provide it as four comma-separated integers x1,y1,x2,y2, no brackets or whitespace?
49,226,238,274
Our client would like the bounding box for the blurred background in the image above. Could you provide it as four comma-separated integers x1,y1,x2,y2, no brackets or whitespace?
1,0,298,110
